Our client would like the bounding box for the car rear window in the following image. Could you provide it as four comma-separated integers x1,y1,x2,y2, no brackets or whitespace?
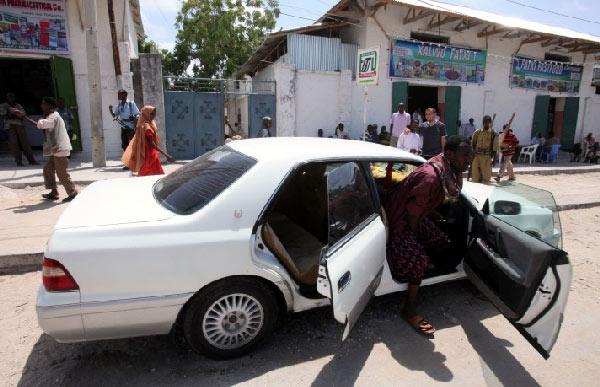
153,147,256,215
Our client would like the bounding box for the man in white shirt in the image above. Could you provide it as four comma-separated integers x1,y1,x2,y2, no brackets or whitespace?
397,119,422,154
390,102,411,148
259,116,273,137
17,97,77,202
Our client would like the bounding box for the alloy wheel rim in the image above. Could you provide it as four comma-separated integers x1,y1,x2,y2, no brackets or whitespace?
202,293,264,350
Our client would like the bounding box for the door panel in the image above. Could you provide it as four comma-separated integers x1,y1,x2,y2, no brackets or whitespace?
465,210,571,358
561,97,579,150
194,92,224,155
248,94,276,138
445,86,461,136
532,95,550,138
317,161,386,339
165,92,196,160
51,56,81,151
392,81,408,113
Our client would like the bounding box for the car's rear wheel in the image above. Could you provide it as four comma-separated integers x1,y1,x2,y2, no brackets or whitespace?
182,278,279,359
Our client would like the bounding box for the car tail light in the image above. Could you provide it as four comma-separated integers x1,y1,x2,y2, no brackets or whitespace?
43,257,79,292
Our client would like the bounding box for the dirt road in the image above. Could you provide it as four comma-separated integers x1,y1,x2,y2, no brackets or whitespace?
1,206,599,387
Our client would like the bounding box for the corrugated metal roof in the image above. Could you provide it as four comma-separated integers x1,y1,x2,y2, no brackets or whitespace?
393,0,600,44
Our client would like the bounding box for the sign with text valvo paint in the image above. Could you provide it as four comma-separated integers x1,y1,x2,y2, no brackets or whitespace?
389,38,487,84
511,56,583,93
357,46,380,86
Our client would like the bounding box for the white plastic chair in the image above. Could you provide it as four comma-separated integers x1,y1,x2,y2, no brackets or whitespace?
519,144,538,164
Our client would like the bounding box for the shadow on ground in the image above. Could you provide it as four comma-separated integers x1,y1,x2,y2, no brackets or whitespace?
17,281,540,387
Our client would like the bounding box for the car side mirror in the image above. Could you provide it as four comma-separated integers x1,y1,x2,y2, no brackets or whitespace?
493,200,522,216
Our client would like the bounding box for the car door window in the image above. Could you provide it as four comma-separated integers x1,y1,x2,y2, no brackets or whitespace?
327,162,377,247
486,183,561,248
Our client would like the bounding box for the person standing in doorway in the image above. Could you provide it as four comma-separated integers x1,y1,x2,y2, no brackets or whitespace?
390,102,412,147
386,135,473,335
15,97,77,202
412,108,423,125
419,108,446,159
334,123,345,138
259,116,273,137
56,97,75,143
471,115,498,183
109,89,140,168
496,129,519,182
0,92,38,166
462,118,476,140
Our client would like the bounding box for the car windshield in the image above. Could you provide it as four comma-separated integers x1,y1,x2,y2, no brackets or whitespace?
487,183,562,249
153,147,256,215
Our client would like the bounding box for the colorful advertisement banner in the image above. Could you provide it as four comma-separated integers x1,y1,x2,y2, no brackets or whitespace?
511,56,582,93
0,0,68,53
357,46,380,86
389,38,487,84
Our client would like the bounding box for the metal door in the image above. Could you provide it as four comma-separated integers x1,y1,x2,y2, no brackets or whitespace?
248,94,276,138
195,92,224,155
51,56,82,151
165,91,224,159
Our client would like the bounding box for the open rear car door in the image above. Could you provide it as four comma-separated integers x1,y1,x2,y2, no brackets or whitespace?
463,183,572,359
316,162,387,340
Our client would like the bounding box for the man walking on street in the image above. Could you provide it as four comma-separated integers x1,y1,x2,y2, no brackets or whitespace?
471,115,498,183
0,92,38,166
419,108,446,159
496,128,519,182
15,97,77,202
390,102,411,148
109,89,140,167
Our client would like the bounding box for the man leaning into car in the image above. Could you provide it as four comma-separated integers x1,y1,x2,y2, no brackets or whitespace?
385,135,473,336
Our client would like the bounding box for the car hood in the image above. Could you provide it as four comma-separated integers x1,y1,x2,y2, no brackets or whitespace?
54,176,175,229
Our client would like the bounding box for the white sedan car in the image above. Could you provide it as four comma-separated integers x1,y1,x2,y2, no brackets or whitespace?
37,138,571,359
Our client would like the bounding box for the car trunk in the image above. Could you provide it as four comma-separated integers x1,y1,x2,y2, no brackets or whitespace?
54,177,175,229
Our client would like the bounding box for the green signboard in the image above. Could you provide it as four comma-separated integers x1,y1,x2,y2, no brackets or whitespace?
511,56,583,93
389,38,487,83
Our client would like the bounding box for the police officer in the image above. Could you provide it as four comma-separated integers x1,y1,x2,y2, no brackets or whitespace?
109,89,140,154
471,115,498,183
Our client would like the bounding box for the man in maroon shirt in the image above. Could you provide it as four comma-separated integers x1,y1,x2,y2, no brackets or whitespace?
385,135,473,336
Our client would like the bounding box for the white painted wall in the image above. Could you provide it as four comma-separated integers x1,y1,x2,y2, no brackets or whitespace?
0,0,139,160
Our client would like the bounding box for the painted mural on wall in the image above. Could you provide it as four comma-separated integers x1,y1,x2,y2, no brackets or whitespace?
389,38,487,84
0,0,68,53
511,56,582,93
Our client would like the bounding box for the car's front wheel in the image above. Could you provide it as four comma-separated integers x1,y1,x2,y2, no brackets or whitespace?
182,278,279,359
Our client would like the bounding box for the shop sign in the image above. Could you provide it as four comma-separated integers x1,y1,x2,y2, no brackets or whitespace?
0,0,69,54
389,38,487,84
357,46,380,86
511,56,583,93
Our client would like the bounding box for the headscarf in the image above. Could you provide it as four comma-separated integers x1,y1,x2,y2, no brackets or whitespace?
427,153,462,201
121,105,158,173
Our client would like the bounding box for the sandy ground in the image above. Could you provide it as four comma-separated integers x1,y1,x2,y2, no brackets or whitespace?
1,204,599,386
0,185,86,255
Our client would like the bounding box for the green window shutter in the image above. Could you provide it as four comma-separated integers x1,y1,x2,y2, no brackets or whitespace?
51,56,82,151
561,97,579,150
532,95,550,140
391,81,408,113
445,86,461,136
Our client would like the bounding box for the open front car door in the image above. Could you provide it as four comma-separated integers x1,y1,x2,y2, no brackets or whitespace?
316,162,387,340
463,183,572,359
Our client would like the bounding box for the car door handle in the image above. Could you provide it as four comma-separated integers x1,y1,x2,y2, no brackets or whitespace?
338,271,351,293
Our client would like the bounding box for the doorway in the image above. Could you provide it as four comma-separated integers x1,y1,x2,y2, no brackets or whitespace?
407,85,438,118
532,95,579,149
0,56,81,153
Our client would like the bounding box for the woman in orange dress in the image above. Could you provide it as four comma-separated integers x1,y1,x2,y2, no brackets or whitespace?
122,105,173,176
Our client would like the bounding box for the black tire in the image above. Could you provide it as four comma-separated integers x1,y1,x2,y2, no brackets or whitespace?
182,278,279,359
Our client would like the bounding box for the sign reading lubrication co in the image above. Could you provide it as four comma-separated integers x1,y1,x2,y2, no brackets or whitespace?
357,47,380,86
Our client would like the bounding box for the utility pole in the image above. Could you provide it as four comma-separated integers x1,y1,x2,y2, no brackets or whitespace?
84,0,106,167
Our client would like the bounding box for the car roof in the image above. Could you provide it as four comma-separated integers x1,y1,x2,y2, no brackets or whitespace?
228,137,424,164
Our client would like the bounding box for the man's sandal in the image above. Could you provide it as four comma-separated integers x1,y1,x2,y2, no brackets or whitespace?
404,315,435,336
42,193,59,201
